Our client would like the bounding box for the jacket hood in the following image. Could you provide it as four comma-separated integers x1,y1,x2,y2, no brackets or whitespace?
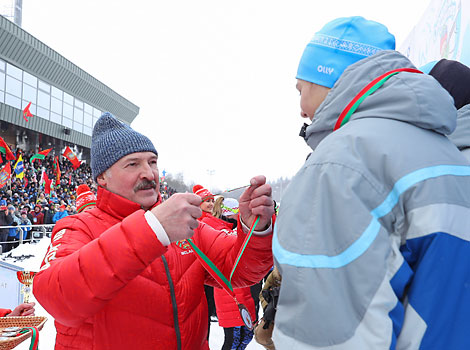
448,104,470,151
302,50,457,150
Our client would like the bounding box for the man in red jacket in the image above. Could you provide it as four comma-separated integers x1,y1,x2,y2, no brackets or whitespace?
33,112,274,350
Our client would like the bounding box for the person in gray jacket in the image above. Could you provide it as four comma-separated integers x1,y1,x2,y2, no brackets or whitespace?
426,58,470,161
273,16,470,349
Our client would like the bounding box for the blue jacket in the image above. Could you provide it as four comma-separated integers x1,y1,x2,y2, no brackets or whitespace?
8,214,21,238
273,51,470,349
53,210,69,223
19,218,32,240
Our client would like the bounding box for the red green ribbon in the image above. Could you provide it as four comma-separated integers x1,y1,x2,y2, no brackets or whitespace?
187,216,261,301
334,68,423,131
18,326,39,350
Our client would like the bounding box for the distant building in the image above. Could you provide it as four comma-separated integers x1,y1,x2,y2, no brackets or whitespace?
0,14,139,163
0,0,22,27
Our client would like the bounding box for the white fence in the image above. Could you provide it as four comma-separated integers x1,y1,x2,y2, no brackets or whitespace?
0,224,55,253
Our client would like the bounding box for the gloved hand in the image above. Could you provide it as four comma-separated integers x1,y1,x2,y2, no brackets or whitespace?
261,286,280,329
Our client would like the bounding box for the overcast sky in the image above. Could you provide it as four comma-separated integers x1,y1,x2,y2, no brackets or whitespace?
21,0,431,191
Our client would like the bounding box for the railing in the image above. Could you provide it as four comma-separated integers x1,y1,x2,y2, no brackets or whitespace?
0,224,55,253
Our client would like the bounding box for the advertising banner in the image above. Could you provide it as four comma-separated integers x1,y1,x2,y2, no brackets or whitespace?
400,0,470,68
0,260,23,310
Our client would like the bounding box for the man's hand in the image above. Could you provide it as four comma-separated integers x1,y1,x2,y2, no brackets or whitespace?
150,193,202,242
239,175,274,231
8,302,35,316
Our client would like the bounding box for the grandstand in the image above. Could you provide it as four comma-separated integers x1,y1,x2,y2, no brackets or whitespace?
0,14,139,162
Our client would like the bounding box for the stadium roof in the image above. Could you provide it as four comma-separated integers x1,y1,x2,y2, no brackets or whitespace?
0,15,139,148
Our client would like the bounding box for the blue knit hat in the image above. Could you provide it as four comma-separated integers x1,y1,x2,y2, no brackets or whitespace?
91,112,158,181
296,16,396,88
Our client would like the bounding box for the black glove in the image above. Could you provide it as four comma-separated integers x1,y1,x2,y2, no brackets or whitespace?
261,286,280,329
12,221,18,226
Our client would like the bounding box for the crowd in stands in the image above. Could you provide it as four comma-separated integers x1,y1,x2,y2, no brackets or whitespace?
0,147,177,253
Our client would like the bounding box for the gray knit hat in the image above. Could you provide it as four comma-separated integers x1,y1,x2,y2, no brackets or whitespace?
91,112,158,181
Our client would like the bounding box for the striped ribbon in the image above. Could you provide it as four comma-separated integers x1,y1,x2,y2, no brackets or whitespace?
334,68,423,131
187,216,261,301
18,326,39,350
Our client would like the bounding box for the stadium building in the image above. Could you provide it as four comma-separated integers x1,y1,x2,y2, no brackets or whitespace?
0,13,139,162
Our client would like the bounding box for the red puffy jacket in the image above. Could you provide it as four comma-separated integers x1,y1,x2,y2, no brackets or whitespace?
33,187,273,350
0,308,11,317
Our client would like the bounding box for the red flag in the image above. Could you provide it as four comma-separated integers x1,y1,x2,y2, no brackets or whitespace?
24,176,28,188
44,172,52,195
0,137,16,161
0,163,11,188
23,102,33,122
30,148,52,163
53,156,61,186
62,146,81,170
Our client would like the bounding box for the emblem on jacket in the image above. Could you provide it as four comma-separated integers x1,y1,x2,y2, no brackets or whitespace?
40,229,66,271
175,239,191,250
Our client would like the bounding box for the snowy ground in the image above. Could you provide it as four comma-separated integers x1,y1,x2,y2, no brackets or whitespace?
1,239,264,349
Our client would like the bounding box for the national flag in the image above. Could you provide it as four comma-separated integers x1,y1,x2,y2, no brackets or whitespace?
13,155,25,180
43,172,52,195
0,163,11,188
62,146,81,170
23,176,28,188
30,148,52,163
53,156,61,185
0,137,16,161
23,102,33,122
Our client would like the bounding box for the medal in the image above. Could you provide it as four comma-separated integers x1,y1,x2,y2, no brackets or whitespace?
238,303,253,330
187,216,261,329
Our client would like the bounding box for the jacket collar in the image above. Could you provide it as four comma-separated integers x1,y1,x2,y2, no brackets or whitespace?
96,186,162,220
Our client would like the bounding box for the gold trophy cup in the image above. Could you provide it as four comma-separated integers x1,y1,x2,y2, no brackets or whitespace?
17,271,37,303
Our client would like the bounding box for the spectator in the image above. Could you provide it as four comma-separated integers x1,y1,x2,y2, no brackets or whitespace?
31,204,44,225
19,210,32,242
75,184,97,213
52,205,68,223
193,185,218,339
7,205,21,251
36,192,48,206
43,206,54,225
426,59,470,161
0,205,13,253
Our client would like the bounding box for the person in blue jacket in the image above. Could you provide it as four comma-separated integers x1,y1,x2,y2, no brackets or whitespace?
6,204,21,251
273,16,470,350
19,210,32,241
52,204,69,223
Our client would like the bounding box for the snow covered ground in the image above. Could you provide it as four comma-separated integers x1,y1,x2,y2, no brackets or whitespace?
1,239,264,349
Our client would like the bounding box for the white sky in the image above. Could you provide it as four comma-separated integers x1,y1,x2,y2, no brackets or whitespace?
21,0,431,191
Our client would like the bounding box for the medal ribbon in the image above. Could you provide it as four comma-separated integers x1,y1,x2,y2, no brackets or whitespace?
18,326,39,350
187,216,261,300
333,68,423,131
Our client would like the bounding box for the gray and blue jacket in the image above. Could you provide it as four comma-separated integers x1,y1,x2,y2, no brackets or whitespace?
449,104,470,162
273,50,470,349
